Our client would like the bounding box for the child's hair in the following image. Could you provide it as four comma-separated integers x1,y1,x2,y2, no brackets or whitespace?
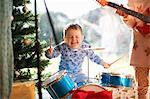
64,23,83,36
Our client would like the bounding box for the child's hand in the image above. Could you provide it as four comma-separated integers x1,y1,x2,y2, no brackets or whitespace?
48,37,53,56
103,62,111,69
48,47,53,56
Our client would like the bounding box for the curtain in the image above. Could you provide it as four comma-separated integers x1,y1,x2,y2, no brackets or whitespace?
0,0,13,98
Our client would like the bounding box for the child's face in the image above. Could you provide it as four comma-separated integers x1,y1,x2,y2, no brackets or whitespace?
64,29,83,49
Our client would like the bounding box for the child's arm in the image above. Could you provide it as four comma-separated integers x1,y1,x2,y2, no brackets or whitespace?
45,38,61,59
86,49,110,68
45,46,61,59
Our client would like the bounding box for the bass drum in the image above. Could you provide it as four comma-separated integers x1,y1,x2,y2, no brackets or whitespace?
71,84,112,99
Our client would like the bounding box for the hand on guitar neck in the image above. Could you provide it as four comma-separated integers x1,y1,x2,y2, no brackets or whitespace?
115,5,128,18
96,0,150,23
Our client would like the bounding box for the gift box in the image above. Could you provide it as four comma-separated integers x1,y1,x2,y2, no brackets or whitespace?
10,81,35,99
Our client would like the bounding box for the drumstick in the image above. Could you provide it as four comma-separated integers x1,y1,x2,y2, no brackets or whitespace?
109,54,126,66
83,48,105,51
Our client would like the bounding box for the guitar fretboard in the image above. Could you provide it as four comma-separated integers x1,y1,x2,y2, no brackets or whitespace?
108,2,150,23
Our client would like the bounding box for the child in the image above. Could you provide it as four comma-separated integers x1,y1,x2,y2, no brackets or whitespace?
96,0,150,98
45,23,110,87
97,0,150,98
116,0,150,99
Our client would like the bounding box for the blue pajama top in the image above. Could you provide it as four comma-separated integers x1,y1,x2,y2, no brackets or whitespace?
45,42,104,85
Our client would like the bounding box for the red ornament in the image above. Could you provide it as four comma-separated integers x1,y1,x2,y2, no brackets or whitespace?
23,39,32,46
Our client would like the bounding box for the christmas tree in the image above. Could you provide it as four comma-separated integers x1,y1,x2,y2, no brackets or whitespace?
12,0,49,81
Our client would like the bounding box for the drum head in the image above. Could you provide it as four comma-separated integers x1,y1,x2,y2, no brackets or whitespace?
72,84,112,99
78,84,105,92
43,70,66,87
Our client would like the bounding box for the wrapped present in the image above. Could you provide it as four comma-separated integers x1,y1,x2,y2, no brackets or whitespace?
10,81,35,99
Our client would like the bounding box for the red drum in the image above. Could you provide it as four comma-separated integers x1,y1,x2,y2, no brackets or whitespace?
71,84,112,99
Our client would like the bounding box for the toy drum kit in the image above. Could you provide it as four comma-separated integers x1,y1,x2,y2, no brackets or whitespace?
42,70,114,99
42,71,133,99
42,52,133,98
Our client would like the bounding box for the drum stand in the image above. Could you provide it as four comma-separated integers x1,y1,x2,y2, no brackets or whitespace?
87,58,90,83
87,58,99,84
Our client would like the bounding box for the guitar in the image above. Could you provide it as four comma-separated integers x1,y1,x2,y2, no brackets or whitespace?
96,0,150,23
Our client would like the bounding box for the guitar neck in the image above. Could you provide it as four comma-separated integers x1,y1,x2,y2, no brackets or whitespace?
107,2,150,23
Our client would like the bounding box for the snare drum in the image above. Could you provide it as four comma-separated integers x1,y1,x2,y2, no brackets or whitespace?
71,84,112,99
101,72,133,88
42,70,75,99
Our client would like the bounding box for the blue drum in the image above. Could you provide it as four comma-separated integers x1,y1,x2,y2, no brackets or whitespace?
42,70,75,98
101,72,133,88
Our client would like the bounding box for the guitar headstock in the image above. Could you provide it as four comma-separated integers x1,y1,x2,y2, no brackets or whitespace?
96,0,108,6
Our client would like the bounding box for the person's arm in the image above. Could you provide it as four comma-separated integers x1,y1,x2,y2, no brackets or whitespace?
124,2,137,28
45,45,61,59
136,8,150,35
116,1,137,28
96,0,150,23
86,49,110,68
123,5,150,36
